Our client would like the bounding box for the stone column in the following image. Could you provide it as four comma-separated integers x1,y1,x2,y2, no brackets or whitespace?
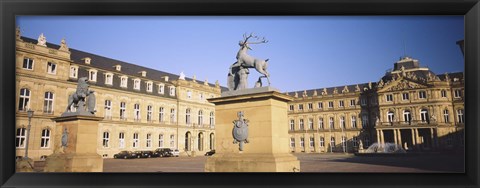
397,129,403,148
393,129,398,145
415,128,421,150
411,129,416,149
430,128,435,149
380,130,385,145
376,130,381,144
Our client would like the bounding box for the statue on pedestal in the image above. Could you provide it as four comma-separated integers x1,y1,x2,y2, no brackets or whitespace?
63,77,96,116
228,33,270,91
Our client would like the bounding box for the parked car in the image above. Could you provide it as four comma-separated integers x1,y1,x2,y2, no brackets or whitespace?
171,149,180,157
155,148,173,157
205,150,215,156
139,151,154,158
133,151,143,158
113,151,137,159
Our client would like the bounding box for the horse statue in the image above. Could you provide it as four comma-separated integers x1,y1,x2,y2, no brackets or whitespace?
64,77,96,115
228,33,270,91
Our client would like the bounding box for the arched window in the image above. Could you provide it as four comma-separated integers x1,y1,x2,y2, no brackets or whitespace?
403,110,411,123
387,111,395,123
186,109,191,125
104,100,112,119
43,92,54,114
299,119,304,130
198,133,204,151
443,109,450,123
159,107,164,122
185,132,191,151
170,108,176,123
18,88,30,111
118,132,125,148
134,104,140,121
133,133,139,148
318,118,324,129
329,117,334,129
420,109,429,123
147,105,153,122
457,109,464,123
209,133,215,150
158,134,164,148
16,128,26,148
308,118,314,130
40,129,51,148
209,112,214,127
102,132,110,148
120,102,126,120
290,119,295,130
340,116,345,129
198,110,203,125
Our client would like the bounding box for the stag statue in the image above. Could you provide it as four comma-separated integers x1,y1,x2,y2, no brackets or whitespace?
228,33,270,91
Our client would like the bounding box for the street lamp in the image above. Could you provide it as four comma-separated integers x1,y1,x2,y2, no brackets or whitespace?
24,109,34,159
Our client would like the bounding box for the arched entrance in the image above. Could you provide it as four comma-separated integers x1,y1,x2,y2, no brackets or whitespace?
198,132,204,151
185,131,191,151
209,133,215,150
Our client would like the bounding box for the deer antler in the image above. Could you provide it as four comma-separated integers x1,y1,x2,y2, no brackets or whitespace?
243,33,254,43
246,36,268,44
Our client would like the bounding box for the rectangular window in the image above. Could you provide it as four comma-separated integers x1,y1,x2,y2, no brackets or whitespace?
352,136,358,147
43,92,54,114
309,137,315,147
339,100,344,107
402,93,409,100
104,100,112,119
386,94,393,102
170,87,176,96
133,79,141,90
418,91,427,99
351,116,357,128
328,101,334,108
159,107,164,122
146,82,153,92
134,104,140,121
350,99,356,107
454,89,461,98
443,109,449,123
170,135,175,148
289,105,294,111
47,62,56,74
120,76,128,88
120,102,126,120
329,117,334,129
457,109,464,123
300,137,305,148
290,120,295,131
441,90,447,98
40,129,51,148
320,137,325,147
307,103,313,110
147,105,152,122
362,115,368,128
158,84,165,94
299,119,304,130
16,128,26,148
340,116,345,129
318,102,323,109
298,104,304,110
23,58,34,70
89,70,97,82
290,138,295,148
105,73,113,85
69,66,78,78
360,98,367,106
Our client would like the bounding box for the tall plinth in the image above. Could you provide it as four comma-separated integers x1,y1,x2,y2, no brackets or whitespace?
205,87,300,172
44,115,103,172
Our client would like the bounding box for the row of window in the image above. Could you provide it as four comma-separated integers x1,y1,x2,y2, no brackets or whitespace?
290,98,371,111
385,109,464,124
384,89,462,102
22,58,58,75
18,88,215,126
289,115,369,131
15,128,50,148
290,136,364,148
102,132,176,149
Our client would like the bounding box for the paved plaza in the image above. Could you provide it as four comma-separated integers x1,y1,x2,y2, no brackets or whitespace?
102,152,464,173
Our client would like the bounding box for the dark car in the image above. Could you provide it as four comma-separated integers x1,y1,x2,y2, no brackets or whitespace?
113,151,137,159
205,150,215,156
138,151,154,158
154,148,173,157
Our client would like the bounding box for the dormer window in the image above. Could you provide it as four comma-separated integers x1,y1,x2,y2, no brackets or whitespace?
69,65,78,78
169,86,176,96
115,65,121,71
105,73,113,85
158,84,165,94
88,69,98,82
163,76,169,82
84,57,91,64
120,76,128,88
133,79,141,90
140,71,147,77
146,81,153,92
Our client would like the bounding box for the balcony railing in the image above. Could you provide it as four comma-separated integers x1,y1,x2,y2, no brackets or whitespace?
378,120,437,127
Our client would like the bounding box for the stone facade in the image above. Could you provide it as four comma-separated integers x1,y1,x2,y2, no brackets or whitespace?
15,35,221,160
287,57,465,153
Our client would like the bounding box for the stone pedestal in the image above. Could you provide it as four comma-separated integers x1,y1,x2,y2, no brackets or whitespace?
205,87,300,172
44,115,103,172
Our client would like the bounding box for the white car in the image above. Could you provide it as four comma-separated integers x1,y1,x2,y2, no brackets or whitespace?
171,149,180,157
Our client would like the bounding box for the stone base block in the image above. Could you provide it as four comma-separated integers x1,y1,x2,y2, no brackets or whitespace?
16,158,34,172
205,153,300,172
44,153,103,172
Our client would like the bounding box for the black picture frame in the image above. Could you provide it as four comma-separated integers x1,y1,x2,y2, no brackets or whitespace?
1,0,478,188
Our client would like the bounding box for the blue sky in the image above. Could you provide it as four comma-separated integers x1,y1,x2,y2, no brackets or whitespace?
17,16,464,92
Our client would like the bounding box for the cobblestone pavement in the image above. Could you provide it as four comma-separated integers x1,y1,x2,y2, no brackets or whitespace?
103,153,464,173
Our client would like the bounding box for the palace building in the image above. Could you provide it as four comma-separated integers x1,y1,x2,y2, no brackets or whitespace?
15,30,464,160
